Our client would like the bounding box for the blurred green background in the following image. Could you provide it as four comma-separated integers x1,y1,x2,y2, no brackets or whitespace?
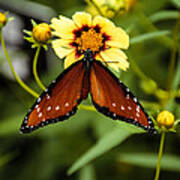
0,0,180,179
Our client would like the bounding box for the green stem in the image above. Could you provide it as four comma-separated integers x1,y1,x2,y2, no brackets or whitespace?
89,0,104,16
0,30,39,98
141,101,161,110
167,15,180,91
33,46,46,90
129,57,148,80
154,131,166,180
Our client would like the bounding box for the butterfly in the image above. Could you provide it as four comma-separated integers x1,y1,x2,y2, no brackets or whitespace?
20,49,156,134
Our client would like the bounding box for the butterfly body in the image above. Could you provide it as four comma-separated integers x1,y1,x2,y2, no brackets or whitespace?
20,50,156,134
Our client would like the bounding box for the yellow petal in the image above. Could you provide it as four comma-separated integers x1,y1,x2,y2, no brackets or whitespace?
51,16,77,39
72,12,92,28
108,63,120,72
52,39,74,59
93,15,115,34
64,50,77,69
64,51,84,69
106,27,129,49
97,53,120,72
100,48,129,71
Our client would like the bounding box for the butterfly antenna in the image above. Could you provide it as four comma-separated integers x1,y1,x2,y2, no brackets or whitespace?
106,61,119,64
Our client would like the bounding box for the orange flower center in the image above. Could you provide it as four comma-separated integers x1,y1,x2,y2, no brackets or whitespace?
75,28,104,53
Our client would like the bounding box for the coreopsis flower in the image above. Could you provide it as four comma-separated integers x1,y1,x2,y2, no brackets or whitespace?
157,110,175,129
51,12,129,71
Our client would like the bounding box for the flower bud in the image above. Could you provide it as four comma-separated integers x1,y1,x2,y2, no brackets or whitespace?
157,110,175,129
0,12,6,27
32,23,51,43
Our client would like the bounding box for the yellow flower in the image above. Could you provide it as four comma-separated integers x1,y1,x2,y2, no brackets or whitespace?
85,0,136,18
86,0,124,18
157,110,175,129
51,12,129,71
0,12,6,25
125,0,136,11
33,23,51,43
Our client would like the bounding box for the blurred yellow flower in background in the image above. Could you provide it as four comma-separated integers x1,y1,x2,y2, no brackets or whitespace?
85,0,136,18
0,12,6,25
51,12,129,71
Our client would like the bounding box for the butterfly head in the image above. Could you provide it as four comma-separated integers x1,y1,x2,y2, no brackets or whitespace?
84,49,94,62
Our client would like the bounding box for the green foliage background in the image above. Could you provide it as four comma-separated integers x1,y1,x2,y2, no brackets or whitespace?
0,0,180,179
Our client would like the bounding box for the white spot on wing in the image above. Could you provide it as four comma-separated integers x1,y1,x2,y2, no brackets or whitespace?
136,105,140,113
38,112,42,118
65,102,69,107
37,97,41,103
46,94,50,100
37,107,40,113
113,113,116,117
128,106,132,110
121,105,125,111
55,105,60,110
47,106,52,111
133,97,137,103
35,105,39,109
136,113,140,117
112,103,116,107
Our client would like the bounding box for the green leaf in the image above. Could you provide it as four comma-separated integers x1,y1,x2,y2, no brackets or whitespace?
23,30,32,36
68,121,144,175
118,153,180,171
149,10,180,23
0,153,16,168
0,113,24,136
171,0,180,8
78,164,96,180
31,19,37,27
130,30,171,45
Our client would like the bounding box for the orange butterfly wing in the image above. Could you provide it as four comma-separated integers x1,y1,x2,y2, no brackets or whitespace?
21,60,89,133
90,60,156,133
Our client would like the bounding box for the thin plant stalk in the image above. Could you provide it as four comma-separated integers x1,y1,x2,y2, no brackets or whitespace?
0,30,39,98
167,15,180,92
129,57,148,80
33,46,46,91
154,131,166,180
89,0,104,16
